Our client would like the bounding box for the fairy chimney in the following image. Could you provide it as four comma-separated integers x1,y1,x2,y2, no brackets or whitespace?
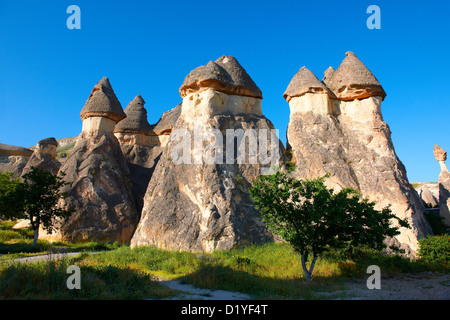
283,66,335,116
434,144,450,226
284,52,432,255
178,56,263,124
21,137,60,176
80,77,126,137
131,55,285,253
114,95,159,146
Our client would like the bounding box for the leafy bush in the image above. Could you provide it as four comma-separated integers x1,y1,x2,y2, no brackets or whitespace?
424,212,449,235
418,235,450,264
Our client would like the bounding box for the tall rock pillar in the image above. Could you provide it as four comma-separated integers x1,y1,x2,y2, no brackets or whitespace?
434,144,450,227
43,77,138,243
285,52,432,254
131,56,285,252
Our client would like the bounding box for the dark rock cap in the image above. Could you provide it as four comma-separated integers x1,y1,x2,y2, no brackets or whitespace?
114,95,153,134
328,52,386,101
283,66,333,102
38,137,58,146
153,103,182,135
80,77,126,123
0,143,33,157
179,56,262,99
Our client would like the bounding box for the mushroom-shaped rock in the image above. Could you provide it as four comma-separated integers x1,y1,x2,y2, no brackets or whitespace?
35,137,58,158
80,77,126,136
80,77,126,122
433,144,447,162
114,95,156,146
283,66,333,102
21,137,60,176
283,66,334,116
179,56,262,99
328,51,386,101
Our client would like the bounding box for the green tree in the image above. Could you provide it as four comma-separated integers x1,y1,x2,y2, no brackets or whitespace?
1,167,73,246
0,172,23,220
249,169,410,282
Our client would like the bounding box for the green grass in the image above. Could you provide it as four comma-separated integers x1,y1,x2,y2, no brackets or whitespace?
0,220,119,261
1,220,448,300
0,256,176,299
76,243,449,299
56,141,76,158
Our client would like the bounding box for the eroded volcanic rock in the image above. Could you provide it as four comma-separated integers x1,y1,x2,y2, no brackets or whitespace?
285,52,432,254
131,56,286,252
43,77,138,243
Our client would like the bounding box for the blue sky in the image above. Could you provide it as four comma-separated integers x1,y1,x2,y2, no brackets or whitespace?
0,0,449,182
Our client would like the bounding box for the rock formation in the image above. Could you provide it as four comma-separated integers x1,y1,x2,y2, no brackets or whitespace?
114,95,164,214
152,103,182,148
285,52,432,254
434,144,450,227
418,187,439,208
42,77,138,243
21,137,60,176
131,56,285,252
0,143,33,178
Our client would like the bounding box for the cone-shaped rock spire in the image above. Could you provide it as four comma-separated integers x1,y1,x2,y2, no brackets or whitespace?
114,95,153,134
80,77,126,123
179,56,262,99
322,66,335,87
328,52,386,101
283,66,333,102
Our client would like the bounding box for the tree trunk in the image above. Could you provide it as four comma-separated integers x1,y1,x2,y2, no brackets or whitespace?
301,255,318,282
32,228,39,246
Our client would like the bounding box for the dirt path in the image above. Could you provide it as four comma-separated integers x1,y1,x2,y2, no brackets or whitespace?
317,273,450,300
153,277,250,300
11,252,85,264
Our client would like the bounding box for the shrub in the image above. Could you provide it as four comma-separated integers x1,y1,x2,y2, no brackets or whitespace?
418,235,450,265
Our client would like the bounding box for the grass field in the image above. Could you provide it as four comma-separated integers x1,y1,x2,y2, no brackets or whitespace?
0,220,448,299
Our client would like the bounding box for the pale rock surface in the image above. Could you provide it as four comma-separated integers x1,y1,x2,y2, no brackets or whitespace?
418,187,439,207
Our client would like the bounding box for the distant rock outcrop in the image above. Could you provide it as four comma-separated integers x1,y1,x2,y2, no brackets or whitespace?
285,52,432,254
21,137,60,176
43,77,138,243
434,144,450,227
0,143,33,178
131,56,285,252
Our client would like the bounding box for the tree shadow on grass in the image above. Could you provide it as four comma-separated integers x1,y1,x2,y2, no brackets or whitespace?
179,263,350,300
0,259,176,300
